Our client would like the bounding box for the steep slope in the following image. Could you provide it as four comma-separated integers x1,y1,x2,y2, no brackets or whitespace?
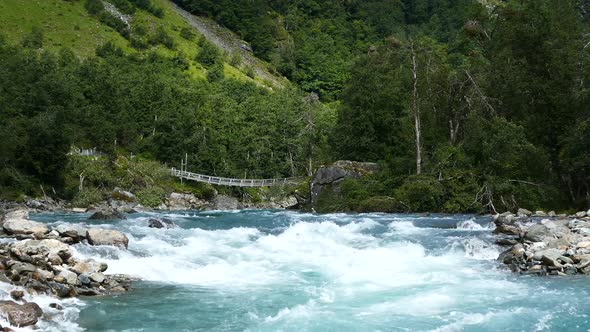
167,1,288,89
0,0,286,88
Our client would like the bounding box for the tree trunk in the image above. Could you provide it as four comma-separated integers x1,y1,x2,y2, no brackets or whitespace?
411,44,422,175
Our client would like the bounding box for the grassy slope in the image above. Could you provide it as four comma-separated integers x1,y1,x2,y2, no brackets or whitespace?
0,0,259,84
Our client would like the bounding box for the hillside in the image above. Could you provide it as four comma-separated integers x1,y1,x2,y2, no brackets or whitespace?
0,0,285,88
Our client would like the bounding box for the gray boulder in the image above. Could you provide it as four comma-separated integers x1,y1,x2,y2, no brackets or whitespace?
310,160,379,208
213,195,239,210
2,210,48,238
54,224,88,242
111,188,136,202
148,218,177,229
525,224,552,242
517,208,532,217
88,208,126,221
87,229,129,249
0,301,42,327
576,211,587,218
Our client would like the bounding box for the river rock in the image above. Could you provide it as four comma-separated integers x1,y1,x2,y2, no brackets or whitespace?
576,211,587,218
70,258,107,275
213,195,239,210
0,301,42,327
86,229,129,249
54,224,88,242
53,266,79,286
148,218,177,229
2,210,48,239
517,208,532,217
111,188,136,202
524,224,552,242
88,208,126,221
167,193,208,210
534,211,547,217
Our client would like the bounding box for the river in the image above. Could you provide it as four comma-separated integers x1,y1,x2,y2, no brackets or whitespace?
22,210,590,331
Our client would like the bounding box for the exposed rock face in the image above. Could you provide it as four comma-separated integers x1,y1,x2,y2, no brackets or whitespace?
88,208,126,221
213,195,239,210
2,210,48,238
310,160,379,208
148,218,177,229
86,229,129,249
0,301,42,327
495,212,590,276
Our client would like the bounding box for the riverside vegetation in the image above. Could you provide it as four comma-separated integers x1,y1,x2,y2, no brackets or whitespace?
1,0,590,215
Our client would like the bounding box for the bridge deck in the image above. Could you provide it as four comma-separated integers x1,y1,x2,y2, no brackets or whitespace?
171,168,302,187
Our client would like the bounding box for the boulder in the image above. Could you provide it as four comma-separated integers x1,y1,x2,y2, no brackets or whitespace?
10,290,24,301
11,239,72,262
53,266,79,286
111,188,136,203
2,211,48,238
54,224,88,242
213,195,239,210
532,248,563,262
576,211,587,218
548,211,556,217
517,208,532,217
86,229,129,249
310,160,379,207
524,224,552,242
534,211,547,217
88,208,126,221
70,258,107,275
0,301,42,327
148,218,177,229
167,193,208,210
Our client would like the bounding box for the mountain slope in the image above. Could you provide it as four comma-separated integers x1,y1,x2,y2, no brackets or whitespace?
0,0,287,88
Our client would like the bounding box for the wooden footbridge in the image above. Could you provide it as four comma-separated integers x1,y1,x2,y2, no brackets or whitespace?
171,168,303,187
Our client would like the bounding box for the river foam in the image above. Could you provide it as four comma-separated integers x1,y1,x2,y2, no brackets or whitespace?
23,210,590,331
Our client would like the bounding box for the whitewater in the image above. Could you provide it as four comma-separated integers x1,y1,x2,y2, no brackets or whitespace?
15,210,590,331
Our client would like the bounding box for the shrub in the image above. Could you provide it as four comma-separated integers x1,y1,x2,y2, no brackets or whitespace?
179,27,195,40
206,63,225,82
149,26,175,49
84,0,104,15
72,189,106,208
110,0,136,14
196,38,221,67
136,186,165,207
21,27,43,49
394,175,444,212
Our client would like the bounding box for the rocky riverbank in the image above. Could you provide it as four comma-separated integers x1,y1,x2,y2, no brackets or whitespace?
495,208,590,276
0,209,132,329
1,186,302,215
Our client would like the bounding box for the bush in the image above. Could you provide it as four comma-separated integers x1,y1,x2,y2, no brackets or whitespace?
394,175,444,212
356,196,403,213
179,27,195,40
149,26,175,49
136,186,165,207
72,189,106,208
110,0,136,14
84,0,104,15
98,12,130,39
21,27,44,49
196,38,221,67
206,63,225,82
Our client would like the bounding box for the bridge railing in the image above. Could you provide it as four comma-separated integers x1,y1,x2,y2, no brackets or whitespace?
170,168,303,187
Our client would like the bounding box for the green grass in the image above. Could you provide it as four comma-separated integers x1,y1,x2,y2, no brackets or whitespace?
0,0,131,56
0,0,259,84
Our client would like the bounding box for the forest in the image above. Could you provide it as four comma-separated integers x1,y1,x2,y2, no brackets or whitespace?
1,0,589,213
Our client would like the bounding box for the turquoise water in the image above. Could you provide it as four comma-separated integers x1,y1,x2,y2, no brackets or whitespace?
28,211,590,331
